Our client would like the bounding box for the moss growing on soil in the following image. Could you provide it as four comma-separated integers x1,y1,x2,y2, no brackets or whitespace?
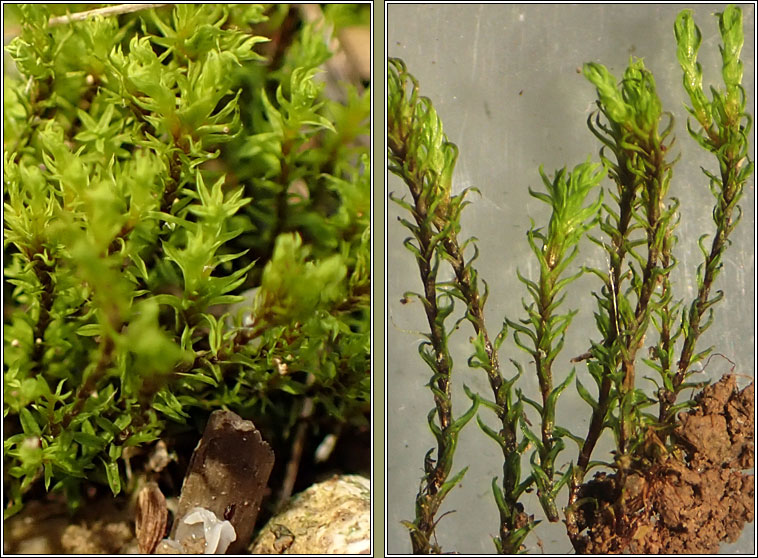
388,4,753,554
575,375,754,553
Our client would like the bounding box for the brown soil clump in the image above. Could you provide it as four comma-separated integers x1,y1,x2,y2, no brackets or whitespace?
3,493,138,554
573,374,754,554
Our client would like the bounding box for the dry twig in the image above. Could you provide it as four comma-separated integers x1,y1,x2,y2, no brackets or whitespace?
48,4,170,27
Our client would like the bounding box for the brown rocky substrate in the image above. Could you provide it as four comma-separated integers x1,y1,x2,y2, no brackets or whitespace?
573,374,754,554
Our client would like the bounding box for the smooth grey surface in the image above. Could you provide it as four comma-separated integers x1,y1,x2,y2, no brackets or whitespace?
387,4,755,554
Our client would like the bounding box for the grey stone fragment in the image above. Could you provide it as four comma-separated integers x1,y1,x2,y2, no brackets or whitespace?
172,410,275,553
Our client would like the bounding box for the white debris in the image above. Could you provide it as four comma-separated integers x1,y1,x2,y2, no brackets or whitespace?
314,433,338,463
155,507,236,555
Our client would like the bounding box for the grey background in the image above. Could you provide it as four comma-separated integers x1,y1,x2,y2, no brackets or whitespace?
387,3,755,554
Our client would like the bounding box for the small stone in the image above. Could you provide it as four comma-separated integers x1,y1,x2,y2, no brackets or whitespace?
172,410,274,554
249,474,370,554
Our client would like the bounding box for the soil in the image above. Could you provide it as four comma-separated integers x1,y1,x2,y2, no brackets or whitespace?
573,374,754,554
3,492,138,554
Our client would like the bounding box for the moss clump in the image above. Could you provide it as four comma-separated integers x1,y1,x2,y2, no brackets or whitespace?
4,3,370,518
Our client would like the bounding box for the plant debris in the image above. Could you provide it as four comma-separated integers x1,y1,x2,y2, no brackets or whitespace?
135,482,168,554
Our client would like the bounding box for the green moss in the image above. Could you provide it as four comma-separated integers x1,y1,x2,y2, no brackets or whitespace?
389,5,751,554
4,3,369,517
